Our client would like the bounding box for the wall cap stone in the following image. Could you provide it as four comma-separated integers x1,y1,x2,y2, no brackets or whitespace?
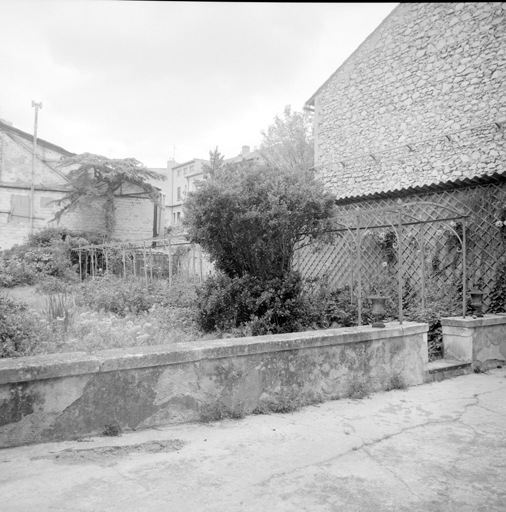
0,322,428,383
441,314,506,328
0,352,99,385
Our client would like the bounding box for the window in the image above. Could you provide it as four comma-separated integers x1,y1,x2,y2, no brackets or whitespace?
190,165,194,173
173,213,176,224
40,197,54,208
183,167,188,175
177,169,181,177
177,187,181,200
10,195,30,223
177,212,181,223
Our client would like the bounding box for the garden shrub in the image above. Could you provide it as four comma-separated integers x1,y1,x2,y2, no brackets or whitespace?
303,277,376,328
489,258,506,313
196,271,310,335
75,274,199,316
0,293,41,358
404,276,463,360
184,153,336,336
0,227,108,287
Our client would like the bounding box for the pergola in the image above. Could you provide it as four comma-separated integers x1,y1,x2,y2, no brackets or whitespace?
329,200,469,325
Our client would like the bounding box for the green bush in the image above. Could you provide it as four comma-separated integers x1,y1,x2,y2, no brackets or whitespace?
196,271,310,335
303,278,375,328
404,277,463,360
75,274,198,316
0,227,109,287
0,293,41,358
489,258,506,313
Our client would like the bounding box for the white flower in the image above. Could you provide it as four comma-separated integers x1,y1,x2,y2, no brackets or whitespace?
382,262,388,268
496,220,504,228
503,220,506,227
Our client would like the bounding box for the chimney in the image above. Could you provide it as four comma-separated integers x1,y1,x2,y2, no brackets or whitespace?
241,145,250,156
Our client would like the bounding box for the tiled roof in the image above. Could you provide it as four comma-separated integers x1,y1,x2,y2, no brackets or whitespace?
333,169,506,205
0,120,75,157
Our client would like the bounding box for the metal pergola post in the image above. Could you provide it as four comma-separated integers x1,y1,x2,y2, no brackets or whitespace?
397,209,403,325
356,214,362,326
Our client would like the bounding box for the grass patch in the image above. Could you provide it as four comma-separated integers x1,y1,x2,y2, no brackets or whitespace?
385,374,407,391
1,275,210,358
347,380,370,400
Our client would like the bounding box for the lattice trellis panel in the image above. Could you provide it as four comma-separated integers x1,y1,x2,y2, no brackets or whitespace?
294,181,506,311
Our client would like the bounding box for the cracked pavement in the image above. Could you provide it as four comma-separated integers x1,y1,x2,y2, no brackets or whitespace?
1,368,506,511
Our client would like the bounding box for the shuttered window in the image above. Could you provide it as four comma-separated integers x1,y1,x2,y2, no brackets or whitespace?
40,197,54,208
10,195,31,223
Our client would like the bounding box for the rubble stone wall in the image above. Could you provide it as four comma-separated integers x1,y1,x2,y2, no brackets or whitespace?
313,2,506,199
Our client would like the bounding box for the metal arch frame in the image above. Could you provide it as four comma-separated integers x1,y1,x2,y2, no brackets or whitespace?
326,200,469,325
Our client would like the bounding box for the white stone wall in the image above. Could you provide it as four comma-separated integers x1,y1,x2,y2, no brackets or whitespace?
312,2,506,199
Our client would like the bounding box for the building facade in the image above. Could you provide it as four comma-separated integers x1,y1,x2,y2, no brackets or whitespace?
306,2,505,199
298,2,506,308
0,119,164,250
164,146,261,226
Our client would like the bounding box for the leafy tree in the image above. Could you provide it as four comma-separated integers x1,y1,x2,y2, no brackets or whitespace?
53,153,165,237
202,147,225,179
183,160,335,280
260,105,314,172
183,157,335,333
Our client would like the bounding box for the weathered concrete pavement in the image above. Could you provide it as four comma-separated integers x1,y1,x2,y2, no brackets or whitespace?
2,368,506,512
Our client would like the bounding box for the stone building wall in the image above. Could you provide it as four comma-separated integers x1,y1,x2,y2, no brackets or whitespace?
0,126,163,249
310,2,506,199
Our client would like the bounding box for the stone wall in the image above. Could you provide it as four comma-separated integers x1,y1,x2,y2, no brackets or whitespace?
0,130,163,248
0,322,428,448
311,2,506,199
442,314,506,370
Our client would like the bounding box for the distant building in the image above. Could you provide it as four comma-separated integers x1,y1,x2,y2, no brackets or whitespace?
0,119,165,249
163,146,261,226
224,145,261,166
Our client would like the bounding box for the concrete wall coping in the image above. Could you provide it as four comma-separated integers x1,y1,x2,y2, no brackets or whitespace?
441,314,506,328
0,322,428,385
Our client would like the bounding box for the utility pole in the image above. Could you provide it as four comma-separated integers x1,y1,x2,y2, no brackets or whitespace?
30,101,42,234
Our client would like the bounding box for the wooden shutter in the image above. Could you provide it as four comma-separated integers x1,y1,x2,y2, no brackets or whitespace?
10,195,30,223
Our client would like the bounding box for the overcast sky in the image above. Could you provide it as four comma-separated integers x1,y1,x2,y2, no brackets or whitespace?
1,2,397,167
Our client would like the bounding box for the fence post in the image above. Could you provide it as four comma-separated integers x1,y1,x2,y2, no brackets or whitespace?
420,224,425,312
356,214,362,326
397,210,403,325
143,242,148,282
149,245,153,280
462,218,467,318
192,244,196,278
168,240,172,288
199,245,203,282
78,247,82,281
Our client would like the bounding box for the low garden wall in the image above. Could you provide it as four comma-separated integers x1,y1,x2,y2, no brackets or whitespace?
441,314,506,370
0,322,428,448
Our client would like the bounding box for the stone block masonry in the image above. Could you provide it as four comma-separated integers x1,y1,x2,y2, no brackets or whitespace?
312,2,506,199
441,314,506,370
0,322,428,448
